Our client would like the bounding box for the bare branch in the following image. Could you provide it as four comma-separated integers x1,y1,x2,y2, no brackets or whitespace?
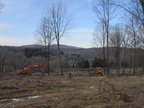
43,0,73,75
93,0,117,75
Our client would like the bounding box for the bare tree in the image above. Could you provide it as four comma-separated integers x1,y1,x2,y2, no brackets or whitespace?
45,0,73,75
93,0,117,75
9,52,23,71
118,0,144,75
0,47,8,72
113,0,143,23
110,24,123,75
121,26,132,73
137,29,144,71
0,1,4,71
35,17,54,75
109,0,144,74
125,14,141,75
93,23,106,74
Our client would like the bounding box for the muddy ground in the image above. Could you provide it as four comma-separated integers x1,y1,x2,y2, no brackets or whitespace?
0,71,144,108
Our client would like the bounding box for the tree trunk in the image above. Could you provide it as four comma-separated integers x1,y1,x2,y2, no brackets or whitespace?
106,30,110,76
143,50,144,72
122,47,127,74
47,44,51,75
133,48,136,75
103,31,106,75
133,32,136,75
57,43,64,75
45,56,49,75
103,47,106,75
47,58,50,75
116,47,121,75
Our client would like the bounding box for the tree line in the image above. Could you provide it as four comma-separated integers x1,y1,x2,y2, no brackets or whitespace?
92,0,144,75
0,46,98,72
0,0,144,76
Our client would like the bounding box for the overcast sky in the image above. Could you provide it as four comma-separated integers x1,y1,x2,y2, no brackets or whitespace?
0,0,128,48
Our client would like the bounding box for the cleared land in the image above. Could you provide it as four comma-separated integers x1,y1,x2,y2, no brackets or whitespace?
0,71,144,108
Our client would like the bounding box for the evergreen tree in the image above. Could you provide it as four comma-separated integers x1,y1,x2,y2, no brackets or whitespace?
84,59,90,68
92,57,103,68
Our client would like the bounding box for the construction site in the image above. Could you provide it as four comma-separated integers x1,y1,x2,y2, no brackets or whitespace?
0,0,144,107
0,68,144,108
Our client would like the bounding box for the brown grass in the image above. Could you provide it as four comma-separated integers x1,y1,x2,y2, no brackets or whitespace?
0,72,144,108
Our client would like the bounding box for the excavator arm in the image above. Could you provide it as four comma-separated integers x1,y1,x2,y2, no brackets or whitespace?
16,64,43,74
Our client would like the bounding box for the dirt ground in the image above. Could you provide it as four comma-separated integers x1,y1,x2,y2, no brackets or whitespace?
0,71,144,108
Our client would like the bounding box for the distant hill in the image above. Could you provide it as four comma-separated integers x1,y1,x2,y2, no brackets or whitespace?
50,44,82,49
0,44,103,61
21,44,81,49
1,44,141,62
61,47,103,60
20,44,42,48
20,44,99,60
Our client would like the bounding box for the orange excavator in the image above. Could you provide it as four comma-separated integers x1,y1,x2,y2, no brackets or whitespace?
16,64,43,74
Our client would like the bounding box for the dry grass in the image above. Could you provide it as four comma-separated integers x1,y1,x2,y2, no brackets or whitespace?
0,72,144,108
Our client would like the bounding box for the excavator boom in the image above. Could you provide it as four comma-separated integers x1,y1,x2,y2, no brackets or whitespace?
16,64,43,74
